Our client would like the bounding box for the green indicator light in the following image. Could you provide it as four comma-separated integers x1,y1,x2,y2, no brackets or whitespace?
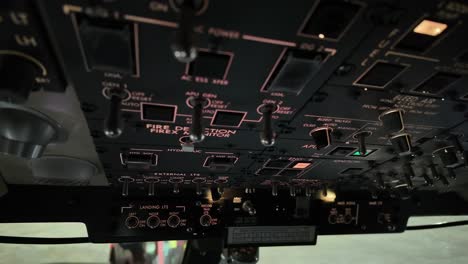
351,150,373,156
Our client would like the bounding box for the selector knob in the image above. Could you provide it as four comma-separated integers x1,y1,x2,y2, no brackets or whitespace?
125,216,139,229
259,104,276,147
0,102,66,159
379,109,405,135
310,127,332,150
199,214,212,227
242,200,256,216
167,215,181,228
146,215,161,229
0,54,39,104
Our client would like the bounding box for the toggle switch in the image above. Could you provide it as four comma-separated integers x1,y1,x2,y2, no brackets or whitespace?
353,131,372,156
305,186,313,197
119,177,134,197
103,88,126,138
271,182,279,197
379,109,405,135
310,127,332,150
145,178,159,196
171,0,198,63
188,97,208,143
259,104,277,147
289,185,297,197
390,133,412,155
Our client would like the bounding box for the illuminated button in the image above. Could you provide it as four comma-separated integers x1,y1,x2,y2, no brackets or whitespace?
413,19,447,36
78,16,135,74
355,62,407,88
300,1,362,40
395,19,449,53
211,110,246,127
290,161,312,169
141,103,177,123
188,50,231,79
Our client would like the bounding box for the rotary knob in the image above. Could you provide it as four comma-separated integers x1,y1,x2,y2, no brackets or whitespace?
0,102,66,159
0,53,39,104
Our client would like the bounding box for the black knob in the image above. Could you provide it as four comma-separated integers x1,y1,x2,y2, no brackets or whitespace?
433,146,459,167
171,0,198,63
421,173,434,186
188,97,207,143
379,109,405,135
375,172,385,189
146,215,160,229
103,89,125,138
390,133,412,155
429,163,450,186
310,127,332,150
0,102,66,159
259,104,276,147
446,168,457,179
242,200,256,215
0,54,39,104
353,131,372,156
199,214,212,227
447,134,468,166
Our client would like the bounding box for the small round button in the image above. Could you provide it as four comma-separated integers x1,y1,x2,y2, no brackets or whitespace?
125,216,139,229
167,215,180,228
146,216,160,229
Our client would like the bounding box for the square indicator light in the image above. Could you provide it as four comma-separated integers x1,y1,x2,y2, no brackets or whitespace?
350,149,376,157
291,162,312,169
413,20,447,36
